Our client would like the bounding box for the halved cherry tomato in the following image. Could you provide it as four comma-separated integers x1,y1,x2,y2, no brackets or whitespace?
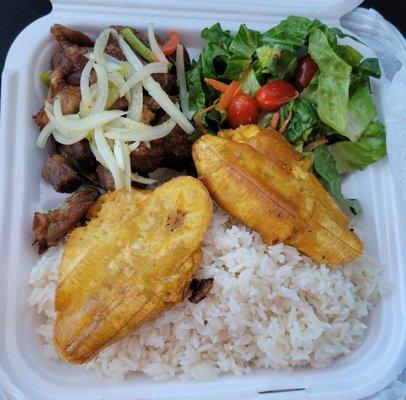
161,32,180,56
255,80,298,112
293,54,318,92
227,93,258,129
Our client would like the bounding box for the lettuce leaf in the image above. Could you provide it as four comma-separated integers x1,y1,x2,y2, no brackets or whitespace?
308,29,352,135
201,23,232,49
358,58,381,79
222,54,252,80
334,44,363,66
229,25,260,57
350,58,381,94
256,46,297,79
313,145,360,214
344,82,377,142
256,46,280,70
300,71,319,104
186,61,205,113
329,122,386,173
199,42,229,78
328,27,364,44
241,69,261,96
281,99,319,144
260,16,316,52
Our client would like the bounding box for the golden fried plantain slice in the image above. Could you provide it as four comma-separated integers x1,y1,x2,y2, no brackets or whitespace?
192,134,304,243
194,127,363,265
286,197,363,264
54,176,212,364
220,125,347,227
220,125,306,170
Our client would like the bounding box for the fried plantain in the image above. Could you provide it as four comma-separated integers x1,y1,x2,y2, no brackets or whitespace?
193,134,304,243
54,176,212,364
193,126,363,265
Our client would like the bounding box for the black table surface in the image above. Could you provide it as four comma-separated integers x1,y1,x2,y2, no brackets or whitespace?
0,0,404,74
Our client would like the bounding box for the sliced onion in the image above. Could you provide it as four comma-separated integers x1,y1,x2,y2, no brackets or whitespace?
39,109,87,146
128,141,140,152
122,141,132,189
51,96,126,134
117,31,194,133
118,62,167,97
36,121,55,148
147,23,169,66
131,173,157,185
93,63,109,113
44,101,53,113
93,28,115,69
89,139,108,169
108,117,147,130
94,128,122,189
115,32,144,69
108,70,127,93
79,60,94,116
114,140,125,171
119,61,133,78
176,44,193,120
105,117,176,141
127,83,143,121
104,54,125,67
88,52,123,72
52,129,89,145
143,76,194,133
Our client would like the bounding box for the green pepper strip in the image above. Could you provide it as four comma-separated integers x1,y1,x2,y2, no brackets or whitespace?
120,27,154,63
40,70,51,87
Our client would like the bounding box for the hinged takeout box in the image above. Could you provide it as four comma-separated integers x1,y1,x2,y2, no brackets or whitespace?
0,1,405,399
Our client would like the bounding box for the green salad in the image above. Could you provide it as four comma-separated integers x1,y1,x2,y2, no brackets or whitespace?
187,16,386,214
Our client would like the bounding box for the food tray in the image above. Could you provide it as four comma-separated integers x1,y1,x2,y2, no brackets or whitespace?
0,1,405,399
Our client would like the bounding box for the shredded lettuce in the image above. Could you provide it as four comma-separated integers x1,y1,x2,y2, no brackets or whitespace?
229,25,260,57
308,29,352,135
344,82,377,142
280,99,318,143
186,62,205,114
334,45,363,66
300,72,319,104
186,17,386,213
241,70,261,97
260,16,317,52
201,23,232,49
330,122,386,173
313,145,360,214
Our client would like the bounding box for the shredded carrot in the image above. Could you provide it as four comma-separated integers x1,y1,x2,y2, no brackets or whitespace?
151,54,159,62
161,32,180,56
270,112,279,130
279,109,292,134
218,80,240,110
303,138,329,152
204,78,229,93
202,104,216,114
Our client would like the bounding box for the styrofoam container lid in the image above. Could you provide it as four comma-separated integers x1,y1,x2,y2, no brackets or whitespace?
0,1,405,399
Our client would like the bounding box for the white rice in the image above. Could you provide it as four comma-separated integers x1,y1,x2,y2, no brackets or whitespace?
28,207,383,381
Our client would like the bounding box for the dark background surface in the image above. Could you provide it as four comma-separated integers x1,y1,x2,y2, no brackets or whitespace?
0,0,404,74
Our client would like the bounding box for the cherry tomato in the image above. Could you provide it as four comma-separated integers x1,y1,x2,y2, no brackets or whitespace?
255,80,298,112
227,93,258,129
293,54,318,92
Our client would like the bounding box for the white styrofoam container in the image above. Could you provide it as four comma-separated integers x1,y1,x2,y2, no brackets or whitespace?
0,1,405,399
